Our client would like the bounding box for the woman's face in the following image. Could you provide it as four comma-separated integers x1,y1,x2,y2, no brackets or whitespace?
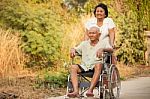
95,7,106,19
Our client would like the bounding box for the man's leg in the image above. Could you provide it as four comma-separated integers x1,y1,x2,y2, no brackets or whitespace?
68,64,81,95
87,63,102,94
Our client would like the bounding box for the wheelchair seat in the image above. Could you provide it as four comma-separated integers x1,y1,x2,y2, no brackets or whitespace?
79,70,94,78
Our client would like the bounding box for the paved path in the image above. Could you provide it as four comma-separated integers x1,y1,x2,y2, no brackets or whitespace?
120,77,150,99
48,77,150,99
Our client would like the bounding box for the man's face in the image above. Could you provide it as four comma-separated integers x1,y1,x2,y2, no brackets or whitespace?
88,27,100,41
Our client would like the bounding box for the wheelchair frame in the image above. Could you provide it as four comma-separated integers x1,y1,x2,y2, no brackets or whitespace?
65,52,121,99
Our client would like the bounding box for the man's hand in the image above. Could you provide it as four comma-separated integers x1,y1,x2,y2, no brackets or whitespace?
96,48,104,58
70,48,76,58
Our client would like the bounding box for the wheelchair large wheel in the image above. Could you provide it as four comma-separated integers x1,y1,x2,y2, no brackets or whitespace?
98,74,111,99
109,65,121,99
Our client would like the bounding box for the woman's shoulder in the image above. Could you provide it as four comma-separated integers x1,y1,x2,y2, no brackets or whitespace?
103,18,116,28
104,17,114,23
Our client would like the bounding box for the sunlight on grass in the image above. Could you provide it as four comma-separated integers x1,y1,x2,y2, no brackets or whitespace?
117,63,142,80
0,29,25,78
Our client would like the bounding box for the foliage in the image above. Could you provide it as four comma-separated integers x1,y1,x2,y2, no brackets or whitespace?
62,0,107,15
0,0,64,67
115,11,146,64
83,0,100,14
63,0,88,14
126,0,150,30
35,71,68,88
114,0,147,65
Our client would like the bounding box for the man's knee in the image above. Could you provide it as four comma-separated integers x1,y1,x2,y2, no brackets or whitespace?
70,65,79,72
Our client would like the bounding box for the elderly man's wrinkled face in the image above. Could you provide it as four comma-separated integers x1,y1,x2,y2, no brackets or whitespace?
88,27,100,41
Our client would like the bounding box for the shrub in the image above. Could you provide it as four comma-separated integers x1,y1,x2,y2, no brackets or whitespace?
35,71,68,88
0,0,63,67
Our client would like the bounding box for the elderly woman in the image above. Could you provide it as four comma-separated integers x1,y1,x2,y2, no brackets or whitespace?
85,3,116,49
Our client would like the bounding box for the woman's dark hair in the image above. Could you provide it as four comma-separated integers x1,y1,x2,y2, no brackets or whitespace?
93,3,108,18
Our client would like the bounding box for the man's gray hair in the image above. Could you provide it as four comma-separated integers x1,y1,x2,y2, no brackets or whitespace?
89,25,100,33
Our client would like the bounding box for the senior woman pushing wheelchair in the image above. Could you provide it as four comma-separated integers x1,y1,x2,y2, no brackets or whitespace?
67,3,117,98
85,3,117,67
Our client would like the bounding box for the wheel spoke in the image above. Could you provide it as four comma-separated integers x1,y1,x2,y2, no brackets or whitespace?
108,65,121,99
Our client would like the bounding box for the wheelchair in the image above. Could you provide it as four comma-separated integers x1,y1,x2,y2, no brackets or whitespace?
65,52,121,99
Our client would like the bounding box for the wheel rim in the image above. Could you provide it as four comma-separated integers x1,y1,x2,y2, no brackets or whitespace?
109,65,121,99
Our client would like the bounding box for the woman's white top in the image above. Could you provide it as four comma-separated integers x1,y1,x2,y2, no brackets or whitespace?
85,17,116,48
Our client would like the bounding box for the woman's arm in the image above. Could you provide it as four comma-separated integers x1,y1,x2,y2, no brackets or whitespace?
107,18,116,48
109,28,115,48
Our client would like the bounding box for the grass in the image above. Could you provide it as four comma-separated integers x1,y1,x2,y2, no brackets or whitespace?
0,29,25,78
60,15,92,65
117,63,150,80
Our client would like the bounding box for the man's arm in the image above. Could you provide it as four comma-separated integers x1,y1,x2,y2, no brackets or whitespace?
70,48,76,58
70,42,84,58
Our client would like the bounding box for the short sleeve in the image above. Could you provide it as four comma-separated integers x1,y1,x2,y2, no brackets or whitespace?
108,18,116,29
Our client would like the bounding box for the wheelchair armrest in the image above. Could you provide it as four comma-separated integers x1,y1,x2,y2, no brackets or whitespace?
75,52,82,57
103,48,114,53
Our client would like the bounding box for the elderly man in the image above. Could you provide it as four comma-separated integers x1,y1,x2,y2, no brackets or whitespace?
67,26,113,98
